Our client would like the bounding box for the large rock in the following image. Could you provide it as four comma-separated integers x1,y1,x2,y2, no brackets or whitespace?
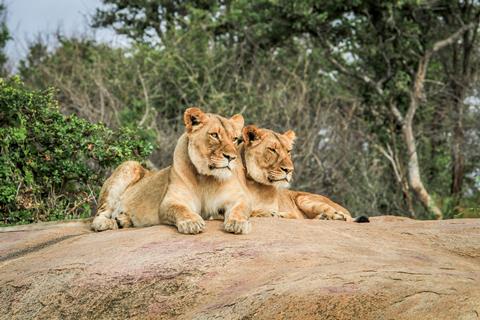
1,217,479,319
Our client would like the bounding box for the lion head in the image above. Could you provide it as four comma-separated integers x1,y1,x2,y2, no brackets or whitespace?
184,107,244,180
242,125,296,188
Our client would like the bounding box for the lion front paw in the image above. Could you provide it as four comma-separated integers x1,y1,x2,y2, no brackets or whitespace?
115,212,133,228
176,217,206,234
91,216,118,232
224,218,251,234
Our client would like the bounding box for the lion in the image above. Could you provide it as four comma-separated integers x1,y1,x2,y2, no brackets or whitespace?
91,107,252,234
241,125,369,222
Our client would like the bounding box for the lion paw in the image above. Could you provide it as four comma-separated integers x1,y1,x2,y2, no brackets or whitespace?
315,211,349,221
176,217,206,234
274,211,293,218
269,210,282,218
91,216,118,232
115,212,133,228
224,218,251,234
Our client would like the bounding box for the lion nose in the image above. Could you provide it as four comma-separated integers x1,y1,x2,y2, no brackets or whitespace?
281,166,293,174
223,153,236,162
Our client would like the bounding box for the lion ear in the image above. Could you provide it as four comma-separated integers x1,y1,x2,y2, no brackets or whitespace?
283,130,296,143
184,107,208,132
230,114,244,131
242,125,264,144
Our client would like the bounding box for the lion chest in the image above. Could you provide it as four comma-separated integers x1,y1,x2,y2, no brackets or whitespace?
200,190,229,219
250,186,280,212
199,183,243,220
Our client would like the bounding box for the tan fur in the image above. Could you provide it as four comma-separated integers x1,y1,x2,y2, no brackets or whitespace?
91,108,252,234
242,125,353,221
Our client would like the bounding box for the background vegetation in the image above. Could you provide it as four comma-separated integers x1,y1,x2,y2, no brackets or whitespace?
0,78,152,225
2,0,480,223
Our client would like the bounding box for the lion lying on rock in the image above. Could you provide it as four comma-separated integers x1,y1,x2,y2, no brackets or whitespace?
241,125,368,222
91,107,367,235
92,107,252,234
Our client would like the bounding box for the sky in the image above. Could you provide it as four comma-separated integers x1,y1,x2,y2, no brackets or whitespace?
5,0,119,65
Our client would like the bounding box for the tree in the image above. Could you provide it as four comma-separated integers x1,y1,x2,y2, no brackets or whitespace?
436,2,480,200
92,0,222,43
213,0,480,218
24,0,478,218
0,2,10,76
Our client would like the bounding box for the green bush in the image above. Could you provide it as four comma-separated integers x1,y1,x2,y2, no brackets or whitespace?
0,77,153,225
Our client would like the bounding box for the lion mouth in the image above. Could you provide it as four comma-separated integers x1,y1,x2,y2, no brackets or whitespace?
209,164,231,171
268,177,289,183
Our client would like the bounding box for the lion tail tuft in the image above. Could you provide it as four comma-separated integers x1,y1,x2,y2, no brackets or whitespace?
353,215,370,223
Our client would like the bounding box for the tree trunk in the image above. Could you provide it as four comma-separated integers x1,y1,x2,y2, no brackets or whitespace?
391,55,444,219
449,23,477,198
392,22,478,219
451,97,465,197
402,116,443,219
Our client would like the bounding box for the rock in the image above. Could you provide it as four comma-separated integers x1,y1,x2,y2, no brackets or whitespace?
1,217,479,320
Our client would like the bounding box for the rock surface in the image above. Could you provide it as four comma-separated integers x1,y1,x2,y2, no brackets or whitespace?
1,216,479,320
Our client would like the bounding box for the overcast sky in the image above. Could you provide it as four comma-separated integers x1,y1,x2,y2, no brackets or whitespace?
5,0,119,65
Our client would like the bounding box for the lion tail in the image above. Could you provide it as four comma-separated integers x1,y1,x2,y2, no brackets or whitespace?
353,215,370,223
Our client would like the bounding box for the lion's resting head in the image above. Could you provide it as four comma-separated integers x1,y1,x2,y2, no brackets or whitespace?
242,125,296,188
184,107,244,180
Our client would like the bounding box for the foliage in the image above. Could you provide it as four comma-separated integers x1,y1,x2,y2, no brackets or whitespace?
0,78,153,225
92,0,222,43
0,2,10,75
14,0,480,220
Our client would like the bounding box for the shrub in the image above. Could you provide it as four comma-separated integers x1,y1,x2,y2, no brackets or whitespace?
0,77,153,225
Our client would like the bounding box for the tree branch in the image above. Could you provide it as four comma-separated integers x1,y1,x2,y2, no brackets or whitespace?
138,71,151,127
432,21,478,54
390,103,404,125
323,42,384,95
406,20,479,124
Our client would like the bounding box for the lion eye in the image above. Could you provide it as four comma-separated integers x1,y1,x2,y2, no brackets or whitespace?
233,136,242,144
210,133,219,139
268,147,276,153
287,150,292,154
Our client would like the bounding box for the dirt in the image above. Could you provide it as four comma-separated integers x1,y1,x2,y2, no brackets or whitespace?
1,216,479,319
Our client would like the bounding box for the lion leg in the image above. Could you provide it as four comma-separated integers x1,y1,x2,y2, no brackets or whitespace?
251,209,277,217
162,202,206,234
91,161,146,232
251,209,299,219
294,194,353,222
224,202,251,234
275,211,303,219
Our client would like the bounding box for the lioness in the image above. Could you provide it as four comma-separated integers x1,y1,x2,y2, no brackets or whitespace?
91,107,252,234
242,125,368,222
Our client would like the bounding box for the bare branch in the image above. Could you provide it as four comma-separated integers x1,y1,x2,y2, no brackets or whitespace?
432,21,478,53
374,144,402,184
390,103,404,125
138,71,151,127
323,42,384,95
